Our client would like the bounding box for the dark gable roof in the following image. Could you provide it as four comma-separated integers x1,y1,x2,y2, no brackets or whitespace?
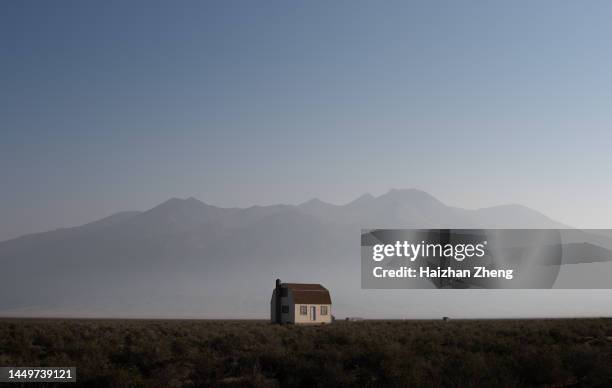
283,283,327,291
284,283,331,304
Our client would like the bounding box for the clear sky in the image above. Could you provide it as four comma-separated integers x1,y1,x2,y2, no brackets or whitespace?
2,0,612,241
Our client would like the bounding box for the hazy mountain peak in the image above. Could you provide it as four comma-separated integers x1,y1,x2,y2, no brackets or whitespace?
146,197,211,213
348,193,374,206
377,188,445,206
124,196,229,235
299,198,332,207
161,196,206,205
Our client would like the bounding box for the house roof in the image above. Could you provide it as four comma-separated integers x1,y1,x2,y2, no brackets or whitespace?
283,283,327,291
283,283,331,304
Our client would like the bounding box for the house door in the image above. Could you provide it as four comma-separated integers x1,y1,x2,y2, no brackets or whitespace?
310,306,316,321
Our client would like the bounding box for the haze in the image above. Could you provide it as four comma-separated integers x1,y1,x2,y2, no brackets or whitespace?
2,1,612,242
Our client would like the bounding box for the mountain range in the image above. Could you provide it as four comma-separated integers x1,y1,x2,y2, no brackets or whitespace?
1,189,611,318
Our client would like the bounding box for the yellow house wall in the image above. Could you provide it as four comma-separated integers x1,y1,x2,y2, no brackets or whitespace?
293,304,332,324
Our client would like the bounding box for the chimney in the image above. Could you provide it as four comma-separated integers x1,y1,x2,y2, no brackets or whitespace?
275,279,282,324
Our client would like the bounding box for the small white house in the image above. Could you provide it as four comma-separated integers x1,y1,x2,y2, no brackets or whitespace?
270,279,332,324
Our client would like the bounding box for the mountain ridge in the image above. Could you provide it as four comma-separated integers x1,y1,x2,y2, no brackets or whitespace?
0,189,566,244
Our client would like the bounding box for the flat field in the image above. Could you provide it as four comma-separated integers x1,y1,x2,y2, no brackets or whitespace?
1,318,611,387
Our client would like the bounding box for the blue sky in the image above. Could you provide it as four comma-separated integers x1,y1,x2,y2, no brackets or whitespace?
2,1,612,240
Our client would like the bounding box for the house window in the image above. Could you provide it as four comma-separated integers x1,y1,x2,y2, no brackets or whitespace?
281,305,289,314
320,306,328,315
300,305,307,315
